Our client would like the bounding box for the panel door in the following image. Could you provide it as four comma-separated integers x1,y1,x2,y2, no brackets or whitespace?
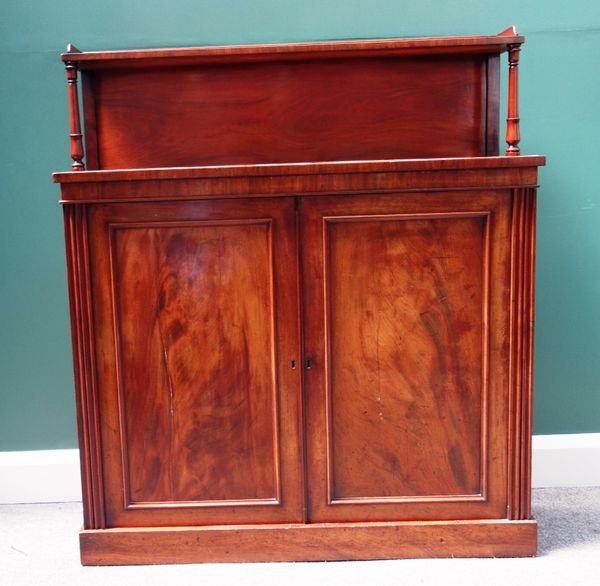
88,197,303,527
300,191,512,522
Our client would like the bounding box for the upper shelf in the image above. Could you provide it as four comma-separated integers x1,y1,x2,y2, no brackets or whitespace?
62,28,524,68
61,27,525,172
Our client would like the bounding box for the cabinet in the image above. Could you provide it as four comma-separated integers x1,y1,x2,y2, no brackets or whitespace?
86,198,304,528
54,28,544,564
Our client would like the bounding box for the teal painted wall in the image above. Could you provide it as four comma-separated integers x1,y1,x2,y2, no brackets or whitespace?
1,1,599,450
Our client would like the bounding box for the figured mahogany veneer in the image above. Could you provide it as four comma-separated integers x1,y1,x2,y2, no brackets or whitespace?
54,28,544,564
59,29,530,171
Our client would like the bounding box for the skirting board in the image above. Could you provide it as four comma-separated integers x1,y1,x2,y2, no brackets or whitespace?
0,449,82,504
1,434,599,504
531,433,600,489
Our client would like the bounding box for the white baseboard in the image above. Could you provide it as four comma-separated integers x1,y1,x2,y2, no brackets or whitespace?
0,449,82,504
1,434,599,504
531,433,600,488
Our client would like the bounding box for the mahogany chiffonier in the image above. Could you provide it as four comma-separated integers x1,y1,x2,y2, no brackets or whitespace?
53,26,545,565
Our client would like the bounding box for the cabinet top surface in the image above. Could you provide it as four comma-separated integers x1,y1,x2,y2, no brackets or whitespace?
53,155,545,184
62,28,523,67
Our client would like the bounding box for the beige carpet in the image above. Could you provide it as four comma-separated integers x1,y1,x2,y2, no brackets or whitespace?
1,487,599,585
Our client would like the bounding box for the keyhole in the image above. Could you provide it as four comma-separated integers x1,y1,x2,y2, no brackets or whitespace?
291,360,296,369
305,359,312,369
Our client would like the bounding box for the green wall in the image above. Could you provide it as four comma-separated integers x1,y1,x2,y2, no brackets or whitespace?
1,1,599,450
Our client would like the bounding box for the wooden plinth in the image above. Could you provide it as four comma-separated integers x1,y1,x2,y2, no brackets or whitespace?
80,519,537,565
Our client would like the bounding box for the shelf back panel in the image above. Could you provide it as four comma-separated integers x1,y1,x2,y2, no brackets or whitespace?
82,53,498,169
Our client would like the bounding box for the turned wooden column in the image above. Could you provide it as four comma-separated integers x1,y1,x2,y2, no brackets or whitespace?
505,43,521,156
65,45,85,171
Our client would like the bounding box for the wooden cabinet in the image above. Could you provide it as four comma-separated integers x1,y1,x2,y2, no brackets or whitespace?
86,198,304,527
301,191,511,523
54,28,544,564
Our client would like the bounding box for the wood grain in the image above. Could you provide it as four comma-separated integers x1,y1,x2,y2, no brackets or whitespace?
91,56,489,169
62,204,104,528
324,213,487,500
53,156,546,206
88,198,304,527
111,220,278,504
81,72,99,170
61,31,525,67
64,61,85,171
53,155,546,184
55,31,542,563
505,45,521,156
301,191,513,523
79,519,537,565
508,188,537,520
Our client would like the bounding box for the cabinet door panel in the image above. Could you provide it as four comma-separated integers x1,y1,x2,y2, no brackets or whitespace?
89,198,303,527
301,192,511,522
